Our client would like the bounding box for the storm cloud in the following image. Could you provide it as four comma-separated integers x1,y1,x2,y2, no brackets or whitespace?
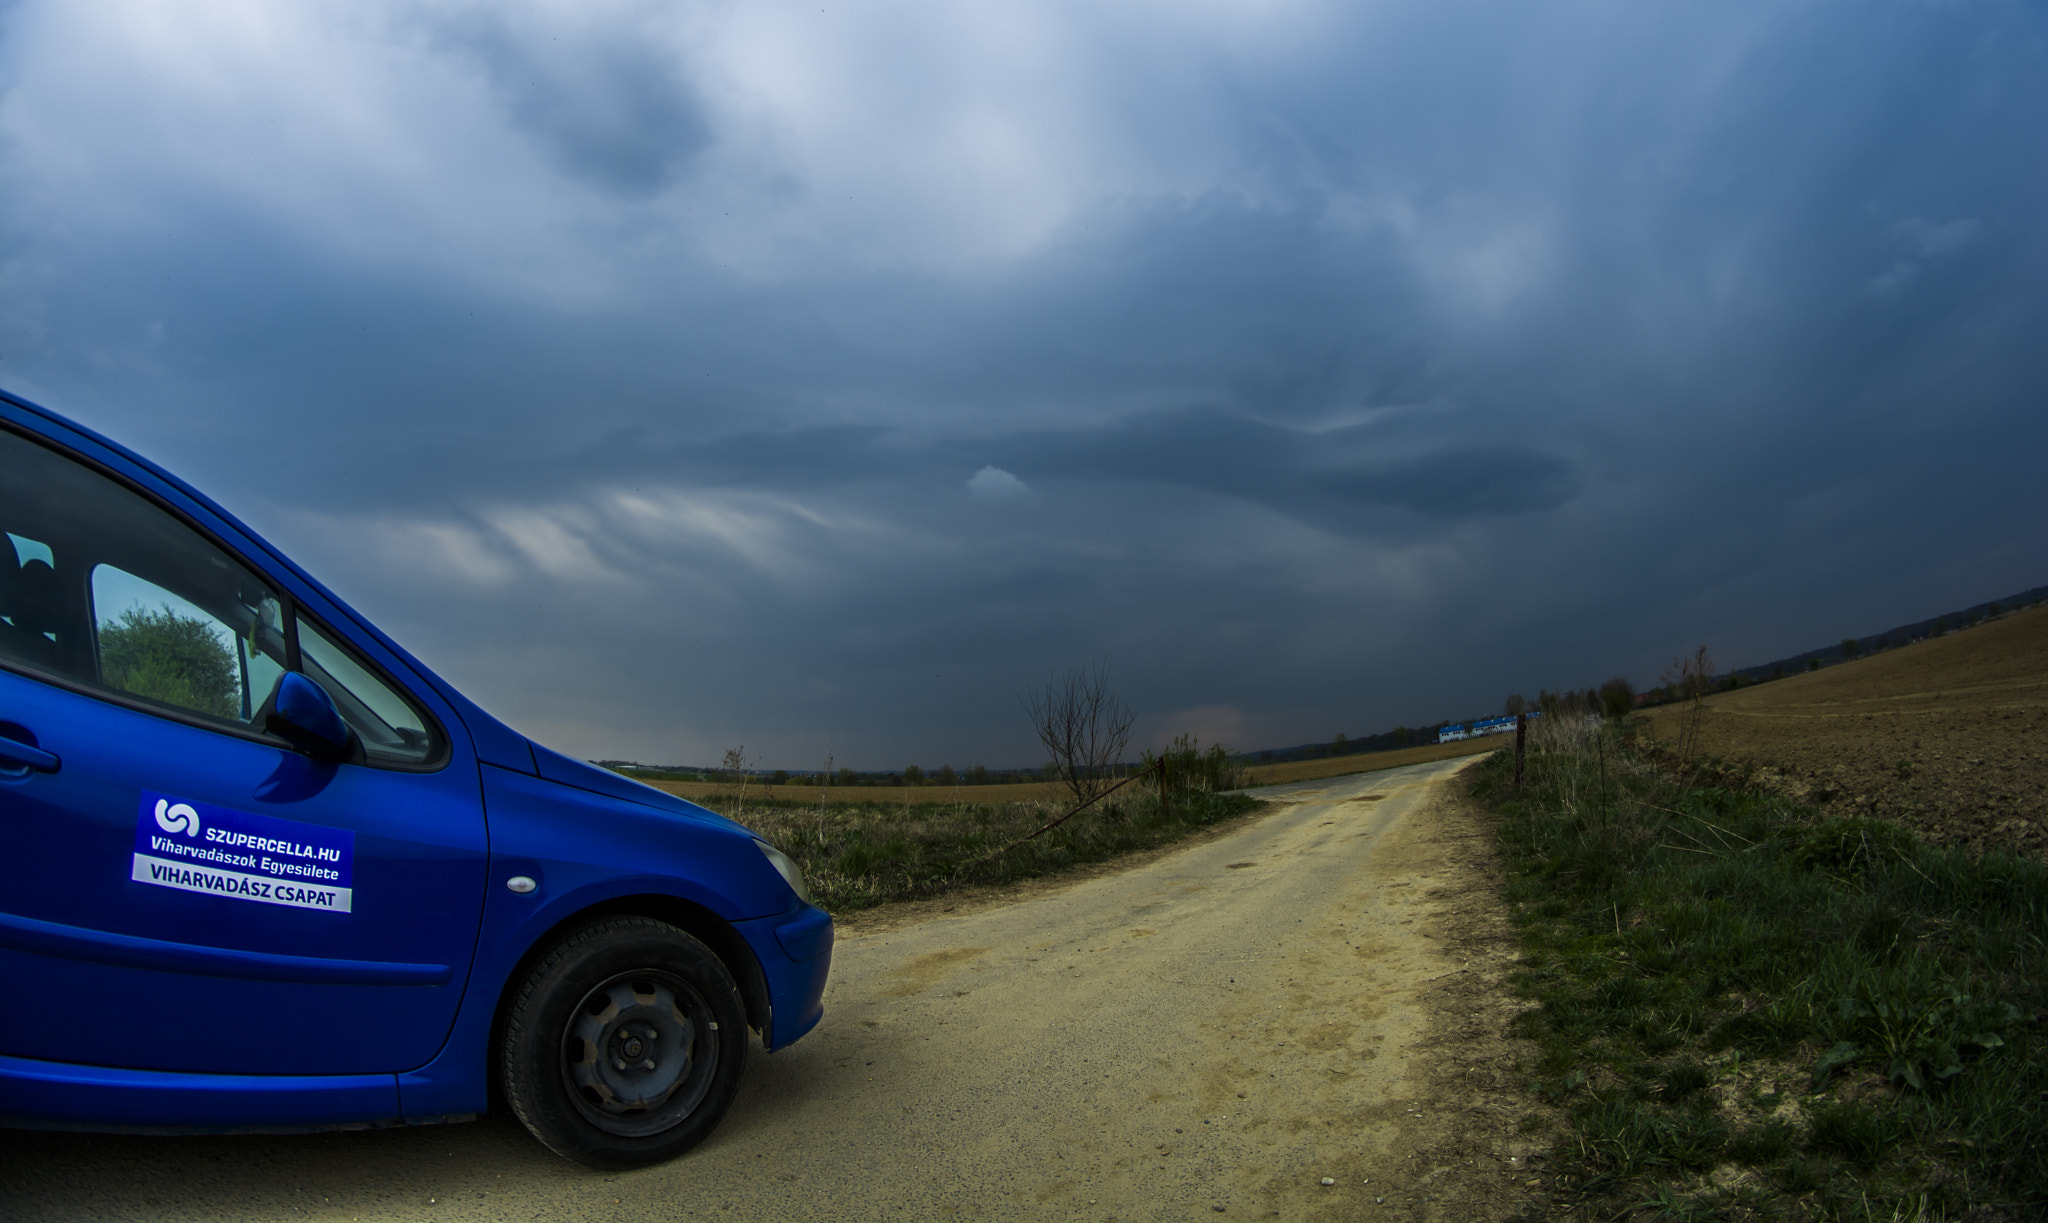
2,0,2043,768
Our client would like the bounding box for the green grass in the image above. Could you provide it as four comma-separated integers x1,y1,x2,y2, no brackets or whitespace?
1474,728,2047,1220
693,788,1264,912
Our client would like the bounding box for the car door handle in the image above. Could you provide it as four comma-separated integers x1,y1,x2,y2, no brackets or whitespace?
0,735,59,773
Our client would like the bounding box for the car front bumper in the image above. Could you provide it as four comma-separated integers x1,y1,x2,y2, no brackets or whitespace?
736,902,833,1050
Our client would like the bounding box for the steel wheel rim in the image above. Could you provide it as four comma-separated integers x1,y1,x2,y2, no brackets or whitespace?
560,969,718,1138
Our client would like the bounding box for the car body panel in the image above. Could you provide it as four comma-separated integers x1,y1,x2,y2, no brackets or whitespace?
526,739,733,819
477,764,790,923
773,905,835,963
0,1052,401,1132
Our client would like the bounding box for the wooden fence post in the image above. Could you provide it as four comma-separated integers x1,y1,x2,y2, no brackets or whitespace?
1515,712,1527,790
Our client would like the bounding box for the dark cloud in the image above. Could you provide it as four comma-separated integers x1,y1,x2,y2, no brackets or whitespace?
1309,448,1578,517
1,1,2044,766
422,8,713,195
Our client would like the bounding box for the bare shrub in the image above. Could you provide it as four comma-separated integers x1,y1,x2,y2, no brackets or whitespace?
1598,676,1636,721
1661,646,1715,766
1141,732,1249,799
1021,661,1136,807
721,745,752,816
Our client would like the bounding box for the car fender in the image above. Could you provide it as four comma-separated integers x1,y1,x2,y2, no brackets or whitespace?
395,764,802,1119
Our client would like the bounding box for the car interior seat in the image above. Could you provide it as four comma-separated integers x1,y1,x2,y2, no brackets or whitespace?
0,536,77,676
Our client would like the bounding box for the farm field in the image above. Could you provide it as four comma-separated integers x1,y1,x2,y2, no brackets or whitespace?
637,736,1498,807
1641,601,2048,855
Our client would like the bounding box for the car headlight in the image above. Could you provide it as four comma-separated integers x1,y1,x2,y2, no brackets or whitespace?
753,839,810,904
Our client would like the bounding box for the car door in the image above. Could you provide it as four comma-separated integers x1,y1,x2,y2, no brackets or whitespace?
0,421,488,1078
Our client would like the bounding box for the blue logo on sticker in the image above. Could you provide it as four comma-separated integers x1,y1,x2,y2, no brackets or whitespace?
130,793,355,913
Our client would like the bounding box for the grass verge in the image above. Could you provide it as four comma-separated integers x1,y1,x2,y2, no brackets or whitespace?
693,789,1265,913
1472,725,2046,1220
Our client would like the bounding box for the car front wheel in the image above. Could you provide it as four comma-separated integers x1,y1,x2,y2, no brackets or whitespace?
501,916,749,1168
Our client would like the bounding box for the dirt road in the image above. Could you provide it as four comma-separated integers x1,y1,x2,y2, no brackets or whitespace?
1,756,1545,1222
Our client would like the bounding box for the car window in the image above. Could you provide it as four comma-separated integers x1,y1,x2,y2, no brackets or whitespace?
2,425,444,768
1,426,290,730
297,616,439,767
89,566,285,723
6,531,54,569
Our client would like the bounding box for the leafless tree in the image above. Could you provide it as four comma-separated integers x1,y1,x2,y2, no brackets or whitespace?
1021,661,1136,808
1662,646,1715,765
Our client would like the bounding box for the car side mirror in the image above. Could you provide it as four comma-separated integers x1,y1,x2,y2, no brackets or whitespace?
265,672,357,763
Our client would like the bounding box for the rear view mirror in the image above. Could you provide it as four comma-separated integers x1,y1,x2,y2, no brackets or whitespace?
265,672,357,763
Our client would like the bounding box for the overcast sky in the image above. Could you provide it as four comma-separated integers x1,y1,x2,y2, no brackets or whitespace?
4,0,2045,770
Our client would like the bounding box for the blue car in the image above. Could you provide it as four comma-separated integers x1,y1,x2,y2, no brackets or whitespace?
0,387,832,1167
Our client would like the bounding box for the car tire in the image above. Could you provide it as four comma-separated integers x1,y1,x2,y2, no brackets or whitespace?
501,916,749,1168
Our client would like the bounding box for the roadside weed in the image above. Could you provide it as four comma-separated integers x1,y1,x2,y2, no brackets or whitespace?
1474,733,2047,1218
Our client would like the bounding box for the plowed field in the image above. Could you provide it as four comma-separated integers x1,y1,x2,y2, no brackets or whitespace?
1641,602,2048,855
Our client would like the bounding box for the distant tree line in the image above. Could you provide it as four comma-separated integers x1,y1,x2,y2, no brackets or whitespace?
594,588,2046,784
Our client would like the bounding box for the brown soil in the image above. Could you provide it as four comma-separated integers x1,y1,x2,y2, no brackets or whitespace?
1641,602,2048,855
